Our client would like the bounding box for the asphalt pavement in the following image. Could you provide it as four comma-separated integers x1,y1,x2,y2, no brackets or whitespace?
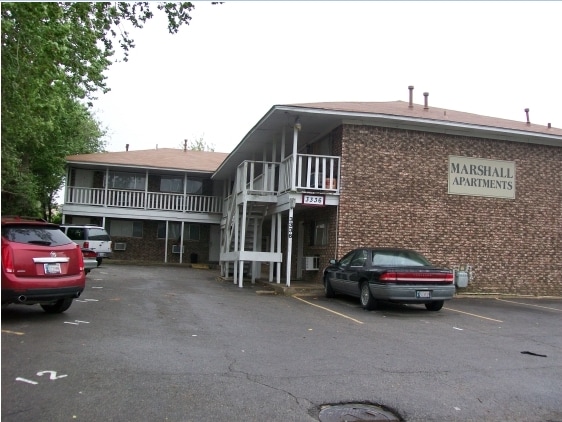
2,263,561,422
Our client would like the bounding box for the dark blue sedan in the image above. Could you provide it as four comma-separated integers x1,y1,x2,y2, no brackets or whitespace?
323,248,455,311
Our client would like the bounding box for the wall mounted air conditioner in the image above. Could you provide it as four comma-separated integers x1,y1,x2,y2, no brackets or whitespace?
172,245,184,254
304,256,319,271
114,242,127,251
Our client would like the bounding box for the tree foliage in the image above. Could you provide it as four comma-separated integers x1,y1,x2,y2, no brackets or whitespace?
181,136,216,152
1,2,195,219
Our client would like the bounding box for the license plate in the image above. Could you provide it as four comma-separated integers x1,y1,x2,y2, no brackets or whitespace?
416,290,432,298
44,263,61,274
97,253,107,257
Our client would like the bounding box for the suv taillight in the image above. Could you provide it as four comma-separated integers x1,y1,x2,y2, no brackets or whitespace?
2,245,14,273
83,241,89,248
76,244,85,272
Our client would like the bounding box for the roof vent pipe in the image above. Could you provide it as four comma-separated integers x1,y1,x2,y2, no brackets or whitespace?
548,123,551,129
184,139,188,152
525,108,530,125
423,92,429,110
408,86,414,108
126,144,129,152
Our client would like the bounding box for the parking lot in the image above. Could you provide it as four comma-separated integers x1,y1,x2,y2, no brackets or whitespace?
2,264,561,422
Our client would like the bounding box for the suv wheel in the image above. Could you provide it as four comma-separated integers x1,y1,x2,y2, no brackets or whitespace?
40,298,73,314
96,257,102,267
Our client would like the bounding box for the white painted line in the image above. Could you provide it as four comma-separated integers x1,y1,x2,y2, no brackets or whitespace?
453,327,464,331
2,329,25,336
444,307,503,323
16,377,38,385
293,295,364,325
495,298,562,312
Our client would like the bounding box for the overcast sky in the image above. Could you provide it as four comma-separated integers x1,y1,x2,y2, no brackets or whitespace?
92,1,562,153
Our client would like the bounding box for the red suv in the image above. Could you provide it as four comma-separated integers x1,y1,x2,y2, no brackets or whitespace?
1,216,86,313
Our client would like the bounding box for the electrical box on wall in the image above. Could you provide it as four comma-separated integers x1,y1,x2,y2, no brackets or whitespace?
455,270,469,288
304,256,319,271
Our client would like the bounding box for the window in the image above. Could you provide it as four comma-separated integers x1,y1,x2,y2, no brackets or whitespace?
186,178,203,195
110,220,143,238
160,176,183,193
108,171,145,190
157,222,200,241
314,222,328,246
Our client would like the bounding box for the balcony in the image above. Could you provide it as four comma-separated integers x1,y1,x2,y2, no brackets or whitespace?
65,187,223,214
235,153,340,196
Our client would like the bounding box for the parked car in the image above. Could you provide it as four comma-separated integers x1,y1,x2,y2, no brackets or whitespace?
82,248,98,274
60,224,112,266
1,216,86,313
323,248,455,311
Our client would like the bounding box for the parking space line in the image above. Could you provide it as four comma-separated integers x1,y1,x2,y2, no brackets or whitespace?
444,307,503,323
495,298,562,312
293,295,364,325
2,329,25,336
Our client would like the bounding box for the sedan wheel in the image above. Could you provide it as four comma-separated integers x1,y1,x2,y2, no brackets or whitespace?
360,282,377,310
324,276,335,298
41,298,73,314
425,300,444,311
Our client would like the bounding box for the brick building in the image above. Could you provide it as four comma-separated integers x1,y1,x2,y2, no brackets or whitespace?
64,90,562,296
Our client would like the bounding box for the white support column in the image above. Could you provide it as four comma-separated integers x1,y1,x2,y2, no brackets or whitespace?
251,216,259,284
291,119,300,191
233,203,239,285
286,201,295,287
164,221,169,263
179,221,185,264
269,213,276,282
239,200,248,288
276,211,282,284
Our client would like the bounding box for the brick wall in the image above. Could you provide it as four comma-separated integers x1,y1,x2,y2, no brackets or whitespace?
65,217,213,265
109,220,212,264
330,124,561,296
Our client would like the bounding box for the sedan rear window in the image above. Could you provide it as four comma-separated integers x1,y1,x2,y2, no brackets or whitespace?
2,225,73,247
372,251,431,267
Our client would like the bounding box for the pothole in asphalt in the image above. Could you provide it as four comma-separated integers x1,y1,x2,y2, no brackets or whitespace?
318,403,401,421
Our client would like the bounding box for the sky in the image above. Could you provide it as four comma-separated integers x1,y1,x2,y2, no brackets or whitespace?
92,1,562,154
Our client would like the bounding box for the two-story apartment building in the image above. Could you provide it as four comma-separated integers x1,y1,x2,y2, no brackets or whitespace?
63,147,228,265
63,89,562,296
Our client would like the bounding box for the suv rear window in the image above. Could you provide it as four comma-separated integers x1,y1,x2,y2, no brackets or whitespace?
2,224,73,247
86,228,111,241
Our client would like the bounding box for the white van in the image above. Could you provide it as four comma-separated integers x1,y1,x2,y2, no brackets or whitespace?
60,225,113,266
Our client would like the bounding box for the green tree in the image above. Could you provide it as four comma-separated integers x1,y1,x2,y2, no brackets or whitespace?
1,2,196,219
181,136,216,152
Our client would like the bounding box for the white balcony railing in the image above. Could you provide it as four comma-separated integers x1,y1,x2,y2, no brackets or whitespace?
280,153,340,192
65,187,223,214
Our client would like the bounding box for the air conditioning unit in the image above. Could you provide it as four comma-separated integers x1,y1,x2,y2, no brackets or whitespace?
172,245,184,254
304,256,319,271
114,242,127,251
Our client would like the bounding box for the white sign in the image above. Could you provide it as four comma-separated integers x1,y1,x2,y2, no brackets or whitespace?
302,194,325,206
448,156,515,199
